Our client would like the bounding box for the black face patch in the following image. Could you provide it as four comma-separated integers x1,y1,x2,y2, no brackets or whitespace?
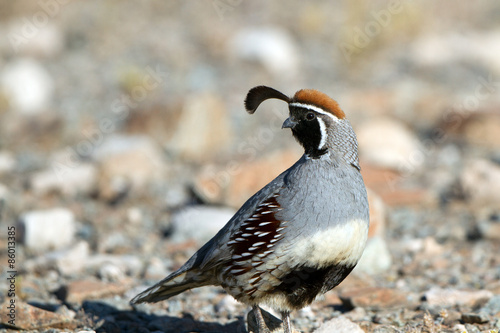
289,106,327,159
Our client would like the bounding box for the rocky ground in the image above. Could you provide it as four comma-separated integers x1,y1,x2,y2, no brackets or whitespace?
1,1,500,332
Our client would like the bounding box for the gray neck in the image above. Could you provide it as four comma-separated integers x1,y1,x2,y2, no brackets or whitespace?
326,119,360,170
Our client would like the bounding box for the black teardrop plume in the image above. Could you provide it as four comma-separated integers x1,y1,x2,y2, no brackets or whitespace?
244,86,290,114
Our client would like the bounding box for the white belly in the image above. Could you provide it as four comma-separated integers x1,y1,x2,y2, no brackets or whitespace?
287,218,369,267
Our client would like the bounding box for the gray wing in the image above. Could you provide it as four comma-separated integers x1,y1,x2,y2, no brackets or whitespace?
131,160,300,304
194,166,292,271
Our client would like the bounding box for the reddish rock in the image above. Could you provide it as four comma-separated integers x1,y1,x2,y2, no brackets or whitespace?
485,281,500,294
321,292,343,307
361,163,433,207
367,188,386,238
194,149,301,207
378,188,432,207
226,150,301,207
0,300,78,330
336,273,377,293
462,112,500,148
340,287,417,310
361,163,402,191
441,110,500,149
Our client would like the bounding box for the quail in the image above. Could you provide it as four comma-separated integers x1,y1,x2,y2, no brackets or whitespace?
131,86,370,333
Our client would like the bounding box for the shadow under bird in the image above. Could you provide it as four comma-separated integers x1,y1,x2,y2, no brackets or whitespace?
131,86,370,333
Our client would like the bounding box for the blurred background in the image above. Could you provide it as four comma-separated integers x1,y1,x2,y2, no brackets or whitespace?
0,1,499,332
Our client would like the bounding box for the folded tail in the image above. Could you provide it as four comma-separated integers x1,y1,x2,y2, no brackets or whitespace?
131,269,211,304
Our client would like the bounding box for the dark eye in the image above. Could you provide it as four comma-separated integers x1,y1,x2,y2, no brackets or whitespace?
306,112,315,120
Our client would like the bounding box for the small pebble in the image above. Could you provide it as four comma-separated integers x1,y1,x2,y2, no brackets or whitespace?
461,312,490,324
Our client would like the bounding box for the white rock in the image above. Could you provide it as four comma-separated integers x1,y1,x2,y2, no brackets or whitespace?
314,315,364,333
0,58,54,114
461,159,500,206
357,117,423,171
98,232,129,253
54,241,90,276
91,134,161,162
99,263,126,282
170,205,236,243
144,257,169,280
481,295,500,316
85,254,144,278
31,163,97,196
404,236,444,256
6,21,63,57
411,31,500,72
55,305,76,321
0,183,9,202
50,241,89,276
229,27,299,76
424,287,493,307
216,295,239,314
24,241,89,276
344,306,368,322
299,306,315,319
164,182,190,208
453,324,468,332
421,237,444,256
19,208,75,252
0,151,16,174
354,236,392,275
126,207,143,225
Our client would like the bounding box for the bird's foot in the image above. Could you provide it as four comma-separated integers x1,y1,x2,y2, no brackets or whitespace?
252,305,271,333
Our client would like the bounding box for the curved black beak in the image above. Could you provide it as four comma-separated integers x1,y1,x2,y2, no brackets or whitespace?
282,117,297,129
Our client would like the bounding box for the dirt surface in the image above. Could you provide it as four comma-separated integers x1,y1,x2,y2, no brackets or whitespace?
0,1,499,332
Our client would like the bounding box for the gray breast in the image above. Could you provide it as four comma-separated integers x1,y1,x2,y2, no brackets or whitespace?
277,156,369,235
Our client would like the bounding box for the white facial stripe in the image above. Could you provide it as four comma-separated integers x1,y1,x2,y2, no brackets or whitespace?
317,117,327,150
289,102,339,123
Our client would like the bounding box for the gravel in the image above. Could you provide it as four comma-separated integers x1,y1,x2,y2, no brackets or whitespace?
0,1,499,332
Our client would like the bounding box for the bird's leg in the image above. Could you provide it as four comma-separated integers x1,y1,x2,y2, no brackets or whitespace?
252,305,270,333
281,311,291,333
